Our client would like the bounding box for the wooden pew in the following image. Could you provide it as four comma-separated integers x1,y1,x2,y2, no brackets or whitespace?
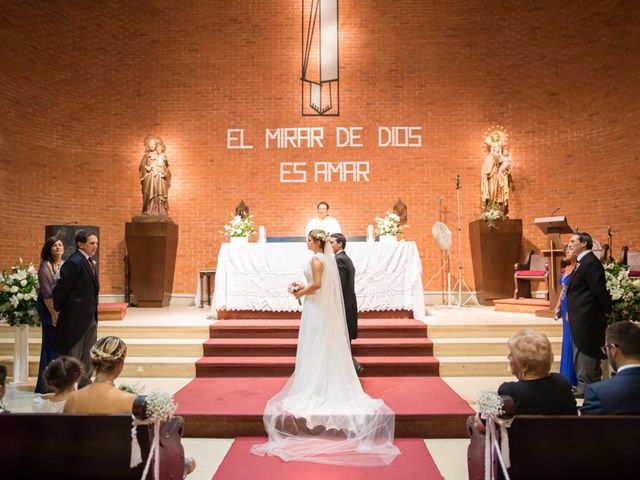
468,414,640,480
0,413,186,480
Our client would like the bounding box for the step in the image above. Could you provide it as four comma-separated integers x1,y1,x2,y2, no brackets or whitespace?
195,356,439,377
493,298,550,313
202,337,433,357
427,323,562,339
210,319,427,339
437,355,561,376
0,338,204,358
0,324,210,340
0,356,198,378
432,337,562,357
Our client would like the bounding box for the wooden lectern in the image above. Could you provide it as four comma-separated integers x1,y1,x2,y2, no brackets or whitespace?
533,216,573,317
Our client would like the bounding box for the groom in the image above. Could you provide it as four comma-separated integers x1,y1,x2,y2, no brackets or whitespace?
330,233,363,375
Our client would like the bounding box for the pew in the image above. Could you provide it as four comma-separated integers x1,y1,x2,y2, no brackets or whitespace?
468,413,640,480
0,413,186,479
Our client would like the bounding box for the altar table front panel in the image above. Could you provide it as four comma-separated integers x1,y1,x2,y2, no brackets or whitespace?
214,242,425,320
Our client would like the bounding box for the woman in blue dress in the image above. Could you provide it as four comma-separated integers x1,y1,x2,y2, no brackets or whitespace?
35,237,64,393
555,246,578,385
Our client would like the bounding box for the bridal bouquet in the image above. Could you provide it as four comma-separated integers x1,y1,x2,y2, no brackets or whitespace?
375,212,402,236
288,280,305,305
0,259,40,327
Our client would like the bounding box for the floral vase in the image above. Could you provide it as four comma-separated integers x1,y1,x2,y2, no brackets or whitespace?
379,235,398,243
12,324,29,384
230,236,249,244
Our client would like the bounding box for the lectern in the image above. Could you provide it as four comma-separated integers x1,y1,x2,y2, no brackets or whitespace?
533,216,573,317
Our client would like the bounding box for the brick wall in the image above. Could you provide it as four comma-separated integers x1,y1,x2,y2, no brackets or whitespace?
1,1,638,295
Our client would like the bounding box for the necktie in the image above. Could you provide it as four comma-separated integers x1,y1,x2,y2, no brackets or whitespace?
88,257,96,276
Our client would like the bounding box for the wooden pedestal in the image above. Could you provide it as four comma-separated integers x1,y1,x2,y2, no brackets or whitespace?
125,218,179,307
469,219,522,305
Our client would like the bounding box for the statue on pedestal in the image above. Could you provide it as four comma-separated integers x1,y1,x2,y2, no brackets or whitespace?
139,135,171,217
481,127,512,216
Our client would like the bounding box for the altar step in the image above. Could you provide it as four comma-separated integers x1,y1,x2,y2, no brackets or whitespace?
196,355,440,377
203,337,433,357
492,297,550,314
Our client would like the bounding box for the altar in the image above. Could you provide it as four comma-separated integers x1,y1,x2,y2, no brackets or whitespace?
214,241,426,320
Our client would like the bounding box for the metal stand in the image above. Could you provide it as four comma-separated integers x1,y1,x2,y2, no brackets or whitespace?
451,175,473,307
425,254,452,306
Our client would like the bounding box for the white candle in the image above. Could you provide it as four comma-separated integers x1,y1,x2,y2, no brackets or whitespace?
367,225,374,242
259,226,266,243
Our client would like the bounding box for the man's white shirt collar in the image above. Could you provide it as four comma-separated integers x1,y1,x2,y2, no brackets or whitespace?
577,250,591,262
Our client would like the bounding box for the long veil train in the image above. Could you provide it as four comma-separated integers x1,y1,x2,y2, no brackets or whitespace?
250,241,400,466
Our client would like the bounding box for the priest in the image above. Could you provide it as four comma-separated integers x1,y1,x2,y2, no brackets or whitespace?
305,201,342,236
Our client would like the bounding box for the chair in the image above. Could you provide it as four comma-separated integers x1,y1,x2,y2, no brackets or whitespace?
592,239,610,263
621,246,640,279
514,250,548,299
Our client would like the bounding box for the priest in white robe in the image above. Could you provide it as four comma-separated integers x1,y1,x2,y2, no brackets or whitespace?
305,201,342,236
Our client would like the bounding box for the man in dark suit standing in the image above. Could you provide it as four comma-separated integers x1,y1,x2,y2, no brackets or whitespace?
330,233,363,374
582,321,640,414
53,230,100,387
566,231,612,397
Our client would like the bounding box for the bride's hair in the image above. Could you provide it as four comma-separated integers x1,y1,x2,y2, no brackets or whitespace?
308,229,328,248
90,336,127,374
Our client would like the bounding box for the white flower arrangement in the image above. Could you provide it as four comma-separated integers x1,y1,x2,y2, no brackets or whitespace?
479,205,506,227
375,212,402,236
223,214,255,238
476,391,504,417
0,259,40,327
144,390,177,422
604,261,640,323
119,381,145,395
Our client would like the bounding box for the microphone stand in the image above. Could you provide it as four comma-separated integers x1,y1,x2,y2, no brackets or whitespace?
451,175,473,307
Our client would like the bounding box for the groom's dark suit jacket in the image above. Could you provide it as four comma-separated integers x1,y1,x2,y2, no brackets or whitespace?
335,250,358,340
52,250,100,352
566,251,611,359
582,366,640,415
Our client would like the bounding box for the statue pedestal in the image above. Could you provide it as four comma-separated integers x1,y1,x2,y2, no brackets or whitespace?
125,217,178,307
469,219,522,305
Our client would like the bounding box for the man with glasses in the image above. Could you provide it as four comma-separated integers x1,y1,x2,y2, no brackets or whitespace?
582,321,640,414
566,231,612,397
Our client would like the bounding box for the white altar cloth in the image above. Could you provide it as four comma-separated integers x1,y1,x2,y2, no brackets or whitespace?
214,241,426,320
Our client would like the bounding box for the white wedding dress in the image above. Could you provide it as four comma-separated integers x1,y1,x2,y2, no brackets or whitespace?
251,243,400,466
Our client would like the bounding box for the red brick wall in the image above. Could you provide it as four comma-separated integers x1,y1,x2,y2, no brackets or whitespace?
1,1,638,295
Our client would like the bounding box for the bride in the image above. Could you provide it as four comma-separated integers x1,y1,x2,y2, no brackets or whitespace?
250,229,400,466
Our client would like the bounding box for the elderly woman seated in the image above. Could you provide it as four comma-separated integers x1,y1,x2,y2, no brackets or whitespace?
475,329,577,432
64,336,136,414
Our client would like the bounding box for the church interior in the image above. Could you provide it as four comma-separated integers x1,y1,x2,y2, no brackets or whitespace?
1,1,639,479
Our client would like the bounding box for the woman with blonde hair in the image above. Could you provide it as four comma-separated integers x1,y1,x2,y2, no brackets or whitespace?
63,336,136,414
499,329,577,415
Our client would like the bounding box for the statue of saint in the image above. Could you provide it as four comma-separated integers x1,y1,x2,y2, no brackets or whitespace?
139,135,171,216
481,129,512,215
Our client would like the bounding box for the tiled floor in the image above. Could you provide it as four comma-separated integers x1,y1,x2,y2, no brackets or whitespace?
2,304,558,480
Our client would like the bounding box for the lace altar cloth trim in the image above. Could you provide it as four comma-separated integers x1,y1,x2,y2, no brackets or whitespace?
214,242,426,320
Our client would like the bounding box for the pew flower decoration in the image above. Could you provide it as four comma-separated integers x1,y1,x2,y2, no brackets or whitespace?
477,391,504,417
375,212,402,236
0,259,40,327
223,214,255,238
145,390,177,422
604,261,640,324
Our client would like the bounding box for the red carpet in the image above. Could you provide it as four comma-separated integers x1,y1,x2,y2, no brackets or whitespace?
175,376,473,438
212,437,444,480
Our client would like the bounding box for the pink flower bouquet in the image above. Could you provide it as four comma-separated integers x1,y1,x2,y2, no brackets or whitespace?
288,280,305,305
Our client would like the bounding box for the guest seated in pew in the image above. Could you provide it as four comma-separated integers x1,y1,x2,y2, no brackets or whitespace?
0,364,8,413
64,336,137,414
33,356,83,413
475,329,576,432
582,320,640,415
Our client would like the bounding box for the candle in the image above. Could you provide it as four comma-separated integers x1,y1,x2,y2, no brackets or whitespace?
259,226,266,243
367,225,374,242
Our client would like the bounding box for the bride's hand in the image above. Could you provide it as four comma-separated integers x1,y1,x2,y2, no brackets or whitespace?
293,290,303,299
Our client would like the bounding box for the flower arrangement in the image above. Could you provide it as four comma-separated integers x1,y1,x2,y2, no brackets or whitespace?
476,391,505,417
288,280,305,305
375,212,402,236
0,260,40,327
604,261,640,324
223,214,255,238
480,202,506,227
119,381,145,395
144,390,177,422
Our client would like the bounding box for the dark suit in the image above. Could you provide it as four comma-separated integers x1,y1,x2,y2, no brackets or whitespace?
53,250,99,385
335,250,358,340
566,250,611,392
581,366,640,415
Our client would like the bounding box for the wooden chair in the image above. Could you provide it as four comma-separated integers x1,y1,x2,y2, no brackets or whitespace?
621,245,640,279
591,239,610,263
514,250,548,299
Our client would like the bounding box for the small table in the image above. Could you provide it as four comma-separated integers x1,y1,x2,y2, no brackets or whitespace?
198,268,216,307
